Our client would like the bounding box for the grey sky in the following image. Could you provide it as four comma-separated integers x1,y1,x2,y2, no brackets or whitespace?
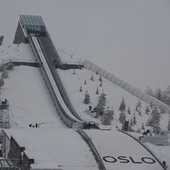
0,0,170,90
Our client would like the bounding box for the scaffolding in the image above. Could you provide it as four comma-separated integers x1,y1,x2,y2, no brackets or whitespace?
0,101,10,129
0,158,20,170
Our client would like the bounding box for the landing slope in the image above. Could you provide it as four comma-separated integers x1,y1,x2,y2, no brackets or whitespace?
85,130,164,170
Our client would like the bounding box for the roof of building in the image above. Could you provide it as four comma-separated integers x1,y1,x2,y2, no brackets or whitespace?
3,129,98,170
20,15,45,33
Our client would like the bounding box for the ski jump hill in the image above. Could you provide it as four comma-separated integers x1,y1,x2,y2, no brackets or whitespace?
0,15,166,170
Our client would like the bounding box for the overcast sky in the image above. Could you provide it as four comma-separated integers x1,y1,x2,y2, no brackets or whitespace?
0,0,170,90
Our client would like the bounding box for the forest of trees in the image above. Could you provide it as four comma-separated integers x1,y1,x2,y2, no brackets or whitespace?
146,86,170,105
81,73,170,130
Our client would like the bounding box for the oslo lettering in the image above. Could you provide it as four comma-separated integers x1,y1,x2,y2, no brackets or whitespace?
103,156,155,164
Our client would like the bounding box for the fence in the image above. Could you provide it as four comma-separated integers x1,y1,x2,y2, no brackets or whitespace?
83,59,170,114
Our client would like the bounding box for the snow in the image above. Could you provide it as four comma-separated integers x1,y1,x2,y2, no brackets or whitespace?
86,129,164,170
1,66,65,129
58,68,170,131
4,128,98,170
0,44,65,129
0,0,170,169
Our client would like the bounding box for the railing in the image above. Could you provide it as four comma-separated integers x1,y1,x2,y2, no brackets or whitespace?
84,59,170,114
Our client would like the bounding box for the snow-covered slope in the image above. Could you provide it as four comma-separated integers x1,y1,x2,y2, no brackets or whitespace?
0,44,65,129
58,68,170,131
86,129,164,170
1,38,169,170
4,128,98,170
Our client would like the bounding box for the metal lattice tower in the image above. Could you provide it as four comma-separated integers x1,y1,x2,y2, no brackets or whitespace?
0,102,10,129
0,158,20,169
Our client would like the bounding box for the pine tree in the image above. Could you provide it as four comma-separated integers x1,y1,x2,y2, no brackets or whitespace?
147,107,160,127
138,110,142,116
163,86,170,105
0,77,4,88
99,75,103,82
94,93,106,117
154,88,163,101
6,61,14,70
96,87,99,95
83,91,90,104
79,86,82,92
119,98,126,112
162,91,169,105
1,70,8,79
127,106,131,114
167,118,170,131
130,119,133,126
160,108,165,114
91,74,94,81
0,63,6,72
101,109,114,125
141,123,145,130
136,100,141,112
145,105,150,114
128,123,133,132
150,101,153,109
133,114,137,125
119,111,126,123
153,125,161,134
84,80,87,85
145,87,154,96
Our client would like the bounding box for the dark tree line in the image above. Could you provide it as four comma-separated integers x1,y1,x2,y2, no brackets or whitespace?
146,86,170,105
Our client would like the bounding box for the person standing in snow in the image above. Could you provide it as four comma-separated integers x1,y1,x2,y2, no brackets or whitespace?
162,161,167,168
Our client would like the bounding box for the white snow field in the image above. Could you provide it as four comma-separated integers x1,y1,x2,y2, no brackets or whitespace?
1,66,65,129
0,44,65,129
4,128,98,170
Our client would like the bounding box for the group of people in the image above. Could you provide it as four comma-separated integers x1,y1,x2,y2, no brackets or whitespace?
1,99,8,105
138,129,152,141
29,123,39,128
138,130,168,169
162,160,168,169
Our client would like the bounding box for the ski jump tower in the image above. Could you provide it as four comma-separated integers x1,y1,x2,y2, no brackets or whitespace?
13,15,62,68
13,15,170,114
13,15,46,44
